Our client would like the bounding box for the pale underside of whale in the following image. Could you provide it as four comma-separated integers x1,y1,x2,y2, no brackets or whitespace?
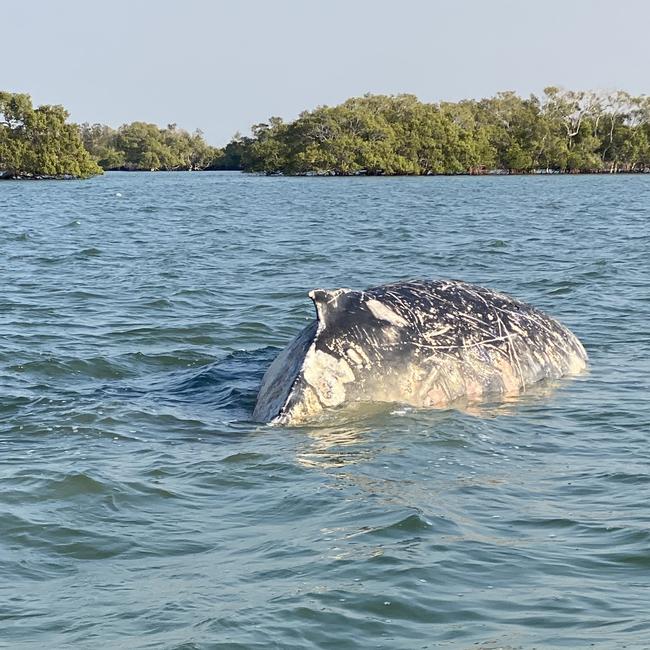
253,280,588,424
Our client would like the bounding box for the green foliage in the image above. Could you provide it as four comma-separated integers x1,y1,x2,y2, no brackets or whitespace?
227,89,650,175
79,121,222,171
6,88,650,178
0,91,102,179
210,133,254,170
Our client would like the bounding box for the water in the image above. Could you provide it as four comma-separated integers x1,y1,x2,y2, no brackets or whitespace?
1,172,649,649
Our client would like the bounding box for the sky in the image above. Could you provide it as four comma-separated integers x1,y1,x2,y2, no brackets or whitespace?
3,0,649,146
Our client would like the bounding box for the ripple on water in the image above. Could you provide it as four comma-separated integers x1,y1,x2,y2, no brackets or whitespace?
1,173,650,648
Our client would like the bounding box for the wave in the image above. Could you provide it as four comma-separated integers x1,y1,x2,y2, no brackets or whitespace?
95,347,279,425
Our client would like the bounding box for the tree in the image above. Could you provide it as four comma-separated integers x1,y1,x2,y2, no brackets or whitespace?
1,92,102,178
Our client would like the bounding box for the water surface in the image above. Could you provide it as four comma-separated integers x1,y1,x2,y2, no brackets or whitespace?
1,172,649,648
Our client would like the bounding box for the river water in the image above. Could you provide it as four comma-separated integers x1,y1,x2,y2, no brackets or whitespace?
1,172,649,649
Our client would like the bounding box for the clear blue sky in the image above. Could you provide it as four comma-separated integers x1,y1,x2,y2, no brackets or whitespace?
4,0,649,146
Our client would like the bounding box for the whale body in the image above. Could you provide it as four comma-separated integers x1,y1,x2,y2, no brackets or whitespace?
253,280,587,424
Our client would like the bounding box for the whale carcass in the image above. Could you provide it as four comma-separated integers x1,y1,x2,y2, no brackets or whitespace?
253,280,587,424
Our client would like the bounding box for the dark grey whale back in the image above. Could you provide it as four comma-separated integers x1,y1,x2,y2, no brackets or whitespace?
253,280,587,424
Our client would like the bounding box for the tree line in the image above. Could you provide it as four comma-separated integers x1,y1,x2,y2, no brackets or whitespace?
232,88,650,175
0,92,223,177
78,121,221,171
2,88,650,179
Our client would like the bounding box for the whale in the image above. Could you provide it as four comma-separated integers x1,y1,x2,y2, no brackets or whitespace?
253,280,588,424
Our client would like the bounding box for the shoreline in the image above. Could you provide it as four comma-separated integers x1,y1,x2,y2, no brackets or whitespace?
3,169,649,181
0,172,97,181
88,166,650,176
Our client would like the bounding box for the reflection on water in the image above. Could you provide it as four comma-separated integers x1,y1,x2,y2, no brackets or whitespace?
294,404,393,468
461,375,577,417
293,375,576,469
